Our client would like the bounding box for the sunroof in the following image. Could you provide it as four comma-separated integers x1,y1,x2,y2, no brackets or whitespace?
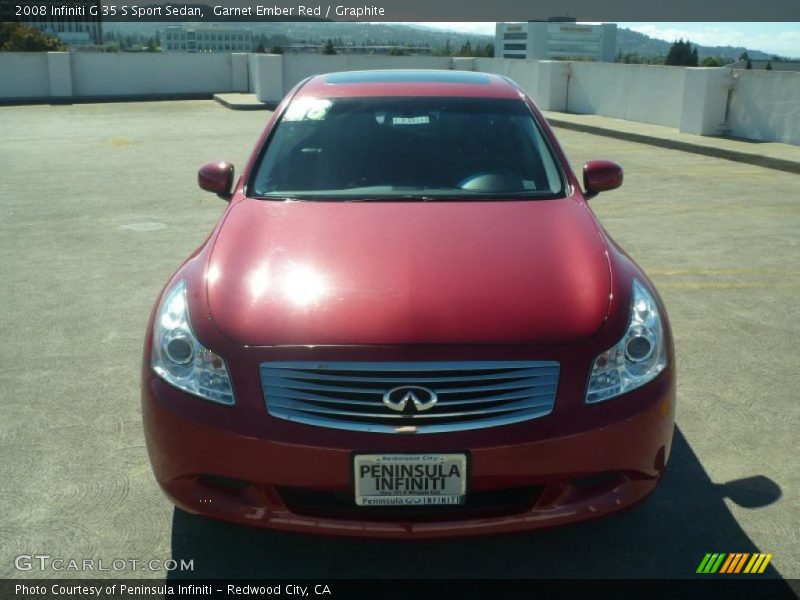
325,70,491,85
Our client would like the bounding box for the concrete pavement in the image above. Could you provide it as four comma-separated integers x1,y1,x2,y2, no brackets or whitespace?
0,101,797,582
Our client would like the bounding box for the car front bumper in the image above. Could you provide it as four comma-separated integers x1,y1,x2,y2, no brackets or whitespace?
142,362,675,539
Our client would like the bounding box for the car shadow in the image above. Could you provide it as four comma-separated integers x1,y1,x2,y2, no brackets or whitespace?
168,428,785,580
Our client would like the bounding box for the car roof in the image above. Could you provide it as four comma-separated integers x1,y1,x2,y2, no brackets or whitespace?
295,69,524,100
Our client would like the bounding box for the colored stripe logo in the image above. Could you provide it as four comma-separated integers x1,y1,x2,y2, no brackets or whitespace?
696,553,773,574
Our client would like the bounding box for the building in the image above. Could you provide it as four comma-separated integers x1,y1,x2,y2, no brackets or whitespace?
160,26,254,53
3,0,103,48
495,20,617,62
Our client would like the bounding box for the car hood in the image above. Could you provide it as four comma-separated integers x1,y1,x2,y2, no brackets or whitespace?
206,197,610,346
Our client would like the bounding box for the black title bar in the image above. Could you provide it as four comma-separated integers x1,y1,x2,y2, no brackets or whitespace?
3,0,800,22
3,579,800,600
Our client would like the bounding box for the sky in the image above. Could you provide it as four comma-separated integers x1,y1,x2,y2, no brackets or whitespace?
416,22,800,58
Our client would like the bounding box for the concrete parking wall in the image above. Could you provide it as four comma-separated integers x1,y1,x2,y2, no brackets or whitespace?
567,62,686,128
0,53,50,98
72,52,249,97
1,52,799,146
0,52,248,101
475,57,539,102
727,71,800,146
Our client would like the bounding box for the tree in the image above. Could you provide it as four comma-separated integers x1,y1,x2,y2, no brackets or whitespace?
459,40,472,56
0,23,65,51
322,39,336,55
616,51,663,65
665,39,698,66
269,45,283,54
701,56,721,67
746,59,752,69
765,61,773,70
444,39,451,56
739,51,750,61
665,38,681,64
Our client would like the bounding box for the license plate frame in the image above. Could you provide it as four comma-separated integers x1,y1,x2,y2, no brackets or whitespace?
353,453,469,507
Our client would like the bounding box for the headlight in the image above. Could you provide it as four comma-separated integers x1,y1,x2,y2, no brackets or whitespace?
586,279,667,404
151,280,235,405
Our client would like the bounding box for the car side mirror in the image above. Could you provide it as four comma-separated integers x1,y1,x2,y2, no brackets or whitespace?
198,161,234,201
583,160,623,198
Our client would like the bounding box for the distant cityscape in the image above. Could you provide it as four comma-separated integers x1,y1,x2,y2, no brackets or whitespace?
2,8,796,68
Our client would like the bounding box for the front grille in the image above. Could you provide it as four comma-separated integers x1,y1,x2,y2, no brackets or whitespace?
260,361,559,433
277,485,544,522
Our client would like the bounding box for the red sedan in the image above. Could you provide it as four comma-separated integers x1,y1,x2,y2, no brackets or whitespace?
142,70,675,538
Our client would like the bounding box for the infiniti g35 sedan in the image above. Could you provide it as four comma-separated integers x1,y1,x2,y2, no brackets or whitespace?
142,70,675,538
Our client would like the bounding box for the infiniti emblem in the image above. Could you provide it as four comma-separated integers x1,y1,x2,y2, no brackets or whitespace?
382,386,438,412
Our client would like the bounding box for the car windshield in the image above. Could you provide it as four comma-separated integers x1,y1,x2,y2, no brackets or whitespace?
249,96,565,200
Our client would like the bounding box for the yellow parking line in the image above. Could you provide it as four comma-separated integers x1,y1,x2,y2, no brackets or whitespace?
650,268,800,277
658,281,800,290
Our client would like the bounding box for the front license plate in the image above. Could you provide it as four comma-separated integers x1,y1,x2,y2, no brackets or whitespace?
354,453,467,506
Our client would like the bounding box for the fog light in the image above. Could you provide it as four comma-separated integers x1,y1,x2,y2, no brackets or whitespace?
164,334,194,365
